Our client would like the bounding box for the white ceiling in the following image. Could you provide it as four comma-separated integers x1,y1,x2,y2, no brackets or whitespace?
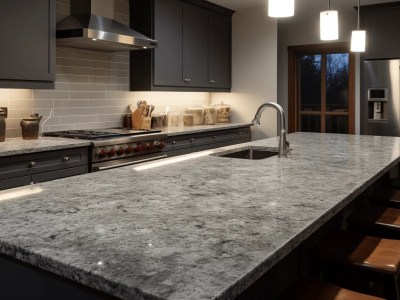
209,0,398,13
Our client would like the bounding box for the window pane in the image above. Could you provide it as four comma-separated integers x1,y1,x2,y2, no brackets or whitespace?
300,115,321,132
326,53,349,112
326,115,348,133
300,55,321,112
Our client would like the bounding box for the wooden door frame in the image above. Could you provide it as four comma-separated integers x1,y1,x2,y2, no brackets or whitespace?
287,42,355,134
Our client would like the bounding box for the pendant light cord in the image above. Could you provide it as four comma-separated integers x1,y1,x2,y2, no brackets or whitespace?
328,0,331,10
357,0,361,30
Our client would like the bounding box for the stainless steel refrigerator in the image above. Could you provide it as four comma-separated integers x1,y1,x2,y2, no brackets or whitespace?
362,59,400,136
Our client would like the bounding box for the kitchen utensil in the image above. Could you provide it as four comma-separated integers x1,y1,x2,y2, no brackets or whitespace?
149,105,155,117
21,113,43,140
128,104,135,114
151,114,165,128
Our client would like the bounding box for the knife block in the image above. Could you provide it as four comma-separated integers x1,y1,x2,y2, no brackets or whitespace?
132,109,151,130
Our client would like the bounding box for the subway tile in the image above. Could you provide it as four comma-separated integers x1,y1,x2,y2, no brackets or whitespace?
0,89,32,100
89,76,129,85
8,99,53,109
7,108,34,119
60,115,98,125
107,69,129,78
106,85,122,91
57,66,107,77
53,107,99,116
54,83,70,91
54,100,89,108
33,90,70,100
74,122,115,130
96,106,126,115
69,83,107,92
89,99,122,107
97,61,128,70
5,128,21,138
0,99,9,107
56,74,90,84
48,124,75,132
56,57,98,68
70,92,106,100
97,114,124,123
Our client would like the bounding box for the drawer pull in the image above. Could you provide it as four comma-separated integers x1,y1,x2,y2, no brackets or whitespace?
28,161,36,168
63,156,70,162
190,138,195,142
171,141,176,145
238,131,242,135
213,135,217,138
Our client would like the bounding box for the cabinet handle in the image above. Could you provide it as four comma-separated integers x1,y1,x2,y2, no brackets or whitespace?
184,78,191,83
238,131,242,135
213,135,217,138
28,161,36,168
209,80,216,84
190,138,195,142
63,156,70,162
171,141,176,145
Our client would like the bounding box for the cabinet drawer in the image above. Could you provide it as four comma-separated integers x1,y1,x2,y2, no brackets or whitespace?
0,147,89,180
32,166,88,184
0,176,32,190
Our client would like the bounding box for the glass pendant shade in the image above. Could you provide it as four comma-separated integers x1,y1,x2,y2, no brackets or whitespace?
351,30,366,52
268,0,294,17
320,10,339,40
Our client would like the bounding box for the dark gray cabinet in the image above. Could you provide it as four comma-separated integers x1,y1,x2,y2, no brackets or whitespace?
163,126,251,157
0,0,55,89
361,2,400,60
130,0,234,92
0,147,89,191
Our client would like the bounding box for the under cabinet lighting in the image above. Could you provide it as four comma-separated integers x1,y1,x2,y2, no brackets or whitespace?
320,0,339,40
351,0,366,52
268,0,294,17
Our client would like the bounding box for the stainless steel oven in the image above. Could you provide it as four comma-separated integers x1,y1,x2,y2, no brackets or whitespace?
43,129,167,172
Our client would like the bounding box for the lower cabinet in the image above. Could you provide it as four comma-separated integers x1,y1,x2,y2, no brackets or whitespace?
0,147,89,191
163,126,251,157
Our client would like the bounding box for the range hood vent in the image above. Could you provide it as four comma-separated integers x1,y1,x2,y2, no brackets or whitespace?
56,0,157,52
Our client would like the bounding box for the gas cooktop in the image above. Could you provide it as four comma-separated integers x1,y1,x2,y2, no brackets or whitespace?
43,128,161,140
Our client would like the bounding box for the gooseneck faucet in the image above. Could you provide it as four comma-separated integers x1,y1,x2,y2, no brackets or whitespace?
252,102,290,158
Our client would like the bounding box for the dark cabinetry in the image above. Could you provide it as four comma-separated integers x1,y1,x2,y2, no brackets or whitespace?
0,0,55,89
361,3,400,60
0,147,89,191
130,0,233,92
163,126,251,157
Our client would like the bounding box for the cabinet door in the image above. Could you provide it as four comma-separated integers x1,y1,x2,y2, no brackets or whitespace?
182,4,209,87
363,9,400,60
153,0,183,87
0,0,55,88
208,12,231,89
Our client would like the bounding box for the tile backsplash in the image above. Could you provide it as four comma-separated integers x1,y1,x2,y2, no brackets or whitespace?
1,0,211,138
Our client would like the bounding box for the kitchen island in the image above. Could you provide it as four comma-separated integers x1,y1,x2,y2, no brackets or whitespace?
0,132,399,300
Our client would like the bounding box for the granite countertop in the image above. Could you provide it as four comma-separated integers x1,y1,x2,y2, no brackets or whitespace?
0,137,91,157
161,123,252,136
0,133,399,300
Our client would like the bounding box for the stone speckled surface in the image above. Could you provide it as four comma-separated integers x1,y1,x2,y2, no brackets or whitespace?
0,133,399,300
0,137,91,157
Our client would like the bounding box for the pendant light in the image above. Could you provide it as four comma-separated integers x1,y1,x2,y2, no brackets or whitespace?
268,0,294,18
320,0,339,40
351,0,366,52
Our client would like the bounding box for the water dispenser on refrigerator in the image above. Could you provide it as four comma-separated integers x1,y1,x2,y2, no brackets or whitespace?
368,88,388,121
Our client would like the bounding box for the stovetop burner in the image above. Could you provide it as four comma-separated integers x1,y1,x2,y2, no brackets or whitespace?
43,128,161,140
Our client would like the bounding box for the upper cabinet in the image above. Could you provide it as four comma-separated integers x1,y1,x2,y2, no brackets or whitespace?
361,2,400,60
0,0,55,89
130,0,234,92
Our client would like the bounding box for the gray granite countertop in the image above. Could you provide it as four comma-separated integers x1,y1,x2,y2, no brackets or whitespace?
161,123,251,136
0,133,399,300
0,137,91,157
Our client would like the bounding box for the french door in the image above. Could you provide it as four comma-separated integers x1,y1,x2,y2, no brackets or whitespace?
287,43,355,134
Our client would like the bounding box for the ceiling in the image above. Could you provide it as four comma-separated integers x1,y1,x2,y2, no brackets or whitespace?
208,0,398,13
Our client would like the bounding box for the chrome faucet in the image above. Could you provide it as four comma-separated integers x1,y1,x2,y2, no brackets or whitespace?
252,102,290,158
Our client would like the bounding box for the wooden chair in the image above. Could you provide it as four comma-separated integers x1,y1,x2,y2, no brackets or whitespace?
280,278,385,300
313,230,400,299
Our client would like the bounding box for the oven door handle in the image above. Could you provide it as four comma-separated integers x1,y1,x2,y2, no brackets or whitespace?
92,155,168,172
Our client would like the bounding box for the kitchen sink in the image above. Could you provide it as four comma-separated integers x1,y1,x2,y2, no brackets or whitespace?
213,147,278,160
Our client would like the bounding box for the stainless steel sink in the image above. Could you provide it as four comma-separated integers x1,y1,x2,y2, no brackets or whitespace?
213,147,278,160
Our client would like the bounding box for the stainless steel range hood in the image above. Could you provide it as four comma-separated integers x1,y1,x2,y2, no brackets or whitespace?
56,0,157,52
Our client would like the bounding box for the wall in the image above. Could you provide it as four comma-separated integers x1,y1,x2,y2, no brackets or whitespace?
211,5,278,140
277,7,361,133
0,0,210,138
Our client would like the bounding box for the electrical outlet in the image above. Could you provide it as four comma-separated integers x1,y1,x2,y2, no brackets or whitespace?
0,107,7,118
